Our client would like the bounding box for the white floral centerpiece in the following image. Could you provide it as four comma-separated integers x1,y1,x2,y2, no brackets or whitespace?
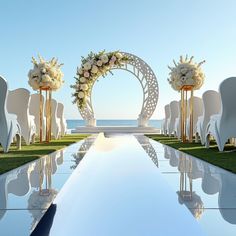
28,55,64,91
168,55,205,91
71,50,130,109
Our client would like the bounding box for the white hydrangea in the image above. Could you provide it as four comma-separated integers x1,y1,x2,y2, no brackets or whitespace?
168,56,205,91
28,55,64,91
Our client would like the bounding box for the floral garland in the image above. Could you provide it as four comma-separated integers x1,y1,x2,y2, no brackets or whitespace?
71,50,130,109
28,55,64,91
168,55,205,91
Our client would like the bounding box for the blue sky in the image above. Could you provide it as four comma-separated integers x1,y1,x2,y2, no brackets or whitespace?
1,0,236,119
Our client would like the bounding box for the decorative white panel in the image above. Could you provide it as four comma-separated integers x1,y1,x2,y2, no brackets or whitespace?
79,52,159,127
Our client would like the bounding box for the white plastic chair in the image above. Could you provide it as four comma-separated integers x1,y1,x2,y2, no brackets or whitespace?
196,90,221,145
7,88,36,145
50,99,61,139
205,77,236,151
174,100,181,139
163,104,170,135
0,76,21,152
167,101,179,136
57,102,67,136
29,93,46,139
186,96,203,140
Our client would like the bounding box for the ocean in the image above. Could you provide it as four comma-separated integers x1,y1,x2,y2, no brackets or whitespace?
66,119,162,129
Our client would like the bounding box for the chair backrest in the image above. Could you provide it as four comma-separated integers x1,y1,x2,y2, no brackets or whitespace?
29,93,44,117
188,96,203,123
164,104,170,120
219,77,236,121
51,99,58,119
29,93,45,135
202,90,221,127
57,103,64,119
0,76,8,126
7,88,31,126
169,101,179,121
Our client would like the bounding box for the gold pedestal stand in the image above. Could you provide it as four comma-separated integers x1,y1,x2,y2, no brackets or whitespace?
179,156,193,201
39,156,52,196
39,87,52,143
181,85,194,143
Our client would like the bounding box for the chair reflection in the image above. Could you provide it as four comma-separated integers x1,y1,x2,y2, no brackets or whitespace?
0,150,64,225
70,137,94,169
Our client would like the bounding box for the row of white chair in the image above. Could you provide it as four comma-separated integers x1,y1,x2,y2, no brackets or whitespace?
162,77,236,151
0,75,67,152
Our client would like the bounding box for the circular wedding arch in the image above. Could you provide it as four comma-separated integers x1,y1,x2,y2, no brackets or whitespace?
79,52,159,127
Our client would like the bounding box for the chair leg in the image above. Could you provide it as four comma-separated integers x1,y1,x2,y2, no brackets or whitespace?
16,134,21,150
205,134,210,148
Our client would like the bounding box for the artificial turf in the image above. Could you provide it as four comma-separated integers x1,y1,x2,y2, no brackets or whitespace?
0,134,88,175
146,134,236,174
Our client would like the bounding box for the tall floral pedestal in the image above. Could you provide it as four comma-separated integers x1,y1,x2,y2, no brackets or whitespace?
39,87,52,143
181,85,194,143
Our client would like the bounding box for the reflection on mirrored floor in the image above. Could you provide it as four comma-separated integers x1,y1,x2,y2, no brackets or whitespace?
1,134,236,236
150,139,236,236
0,135,96,235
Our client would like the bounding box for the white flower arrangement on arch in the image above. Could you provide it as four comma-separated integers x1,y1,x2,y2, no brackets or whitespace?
168,55,205,91
71,50,130,109
28,55,64,91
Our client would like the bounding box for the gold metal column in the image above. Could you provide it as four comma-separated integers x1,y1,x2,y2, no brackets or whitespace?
180,85,194,143
39,87,52,143
39,88,43,142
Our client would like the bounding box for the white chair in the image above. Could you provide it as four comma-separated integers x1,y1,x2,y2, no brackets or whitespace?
167,101,179,136
186,96,203,140
163,104,170,135
174,100,181,139
196,90,221,145
57,102,67,136
205,77,236,151
7,88,36,145
50,99,61,139
0,76,21,152
29,93,46,139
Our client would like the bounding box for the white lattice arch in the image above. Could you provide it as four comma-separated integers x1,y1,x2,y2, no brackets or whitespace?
79,52,159,127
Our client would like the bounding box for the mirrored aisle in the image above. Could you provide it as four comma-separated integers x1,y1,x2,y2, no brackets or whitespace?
148,138,236,236
0,135,96,235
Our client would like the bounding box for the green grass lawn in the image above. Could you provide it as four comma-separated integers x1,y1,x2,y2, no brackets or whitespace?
147,134,236,174
0,134,88,175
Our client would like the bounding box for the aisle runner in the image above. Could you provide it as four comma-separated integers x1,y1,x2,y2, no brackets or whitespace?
40,133,205,236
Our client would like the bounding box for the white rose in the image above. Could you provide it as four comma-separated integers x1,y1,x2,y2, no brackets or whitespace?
91,65,98,74
41,74,51,82
77,67,83,75
84,71,90,78
100,54,109,64
81,84,88,91
80,77,87,83
97,60,103,67
83,62,92,70
115,52,123,59
78,91,85,98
